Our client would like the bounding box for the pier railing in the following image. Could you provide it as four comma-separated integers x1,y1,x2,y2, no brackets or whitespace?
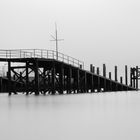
0,49,84,68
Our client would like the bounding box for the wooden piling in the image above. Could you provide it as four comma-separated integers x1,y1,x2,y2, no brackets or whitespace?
125,65,128,86
104,79,106,92
91,75,94,92
130,68,133,87
136,66,138,90
97,67,100,75
8,61,11,96
84,71,87,92
77,69,80,93
35,60,39,95
133,68,136,88
68,67,72,94
98,77,100,92
120,76,123,84
51,62,56,95
115,66,117,82
103,64,106,91
60,64,64,94
26,61,29,95
109,72,111,79
103,64,106,77
92,66,95,73
42,67,47,94
90,64,93,73
109,81,112,91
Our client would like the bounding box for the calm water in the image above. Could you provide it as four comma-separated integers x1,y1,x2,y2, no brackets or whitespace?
0,91,140,140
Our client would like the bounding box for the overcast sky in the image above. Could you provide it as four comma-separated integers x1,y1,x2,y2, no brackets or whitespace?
0,0,140,81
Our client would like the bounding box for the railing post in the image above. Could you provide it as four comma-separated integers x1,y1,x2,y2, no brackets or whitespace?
9,51,11,58
78,61,80,68
63,54,64,62
41,50,43,58
52,51,54,59
67,56,69,64
20,49,22,58
24,52,25,58
47,50,48,58
34,49,35,57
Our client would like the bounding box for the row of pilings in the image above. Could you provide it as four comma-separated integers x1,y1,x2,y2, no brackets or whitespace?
90,64,139,90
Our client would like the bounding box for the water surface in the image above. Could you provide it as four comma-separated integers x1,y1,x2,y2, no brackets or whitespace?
0,91,140,140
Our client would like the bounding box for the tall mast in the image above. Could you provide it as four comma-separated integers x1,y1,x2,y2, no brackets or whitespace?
50,23,64,60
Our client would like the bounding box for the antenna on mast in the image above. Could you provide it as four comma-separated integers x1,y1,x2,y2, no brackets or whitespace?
50,23,64,60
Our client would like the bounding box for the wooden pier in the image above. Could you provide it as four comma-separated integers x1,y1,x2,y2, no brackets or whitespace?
0,49,138,95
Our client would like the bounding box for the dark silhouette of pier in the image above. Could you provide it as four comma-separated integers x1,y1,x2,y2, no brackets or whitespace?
0,49,138,95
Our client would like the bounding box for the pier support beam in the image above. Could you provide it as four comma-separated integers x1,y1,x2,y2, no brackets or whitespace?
136,66,138,90
108,72,112,91
8,61,12,96
67,67,72,94
76,69,80,93
91,75,94,92
59,64,64,94
34,60,39,95
26,61,29,95
84,72,87,93
51,62,56,95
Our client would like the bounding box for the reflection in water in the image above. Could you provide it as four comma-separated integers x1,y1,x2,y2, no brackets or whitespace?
0,91,140,140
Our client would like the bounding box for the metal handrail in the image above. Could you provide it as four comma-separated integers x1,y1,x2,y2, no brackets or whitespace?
0,49,84,69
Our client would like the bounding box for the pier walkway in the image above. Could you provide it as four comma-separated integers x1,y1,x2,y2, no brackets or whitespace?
0,49,137,95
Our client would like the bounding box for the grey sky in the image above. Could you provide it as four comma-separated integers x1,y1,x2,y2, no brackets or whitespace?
0,0,140,80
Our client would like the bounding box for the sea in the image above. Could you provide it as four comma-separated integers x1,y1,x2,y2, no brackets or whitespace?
0,91,140,140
